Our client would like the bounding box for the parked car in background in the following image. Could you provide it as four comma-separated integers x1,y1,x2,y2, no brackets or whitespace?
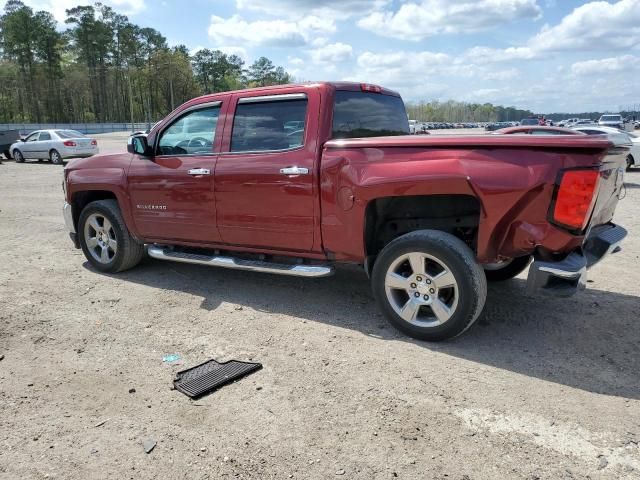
0,128,20,159
10,129,98,165
571,125,638,170
485,122,511,131
598,114,624,130
494,126,584,136
520,117,539,126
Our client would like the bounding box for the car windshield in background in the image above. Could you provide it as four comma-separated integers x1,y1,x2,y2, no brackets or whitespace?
56,130,87,139
601,115,621,121
520,118,538,125
332,91,409,139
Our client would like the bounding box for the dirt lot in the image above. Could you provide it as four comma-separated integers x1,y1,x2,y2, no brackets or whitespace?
1,133,639,479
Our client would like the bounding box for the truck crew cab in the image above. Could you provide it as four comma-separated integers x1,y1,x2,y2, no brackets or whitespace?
63,82,628,341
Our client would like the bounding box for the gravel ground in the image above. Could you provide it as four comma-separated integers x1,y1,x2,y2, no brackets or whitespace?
1,133,639,480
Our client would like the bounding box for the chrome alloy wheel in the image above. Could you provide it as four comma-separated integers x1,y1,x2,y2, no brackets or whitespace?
84,213,117,264
384,252,459,327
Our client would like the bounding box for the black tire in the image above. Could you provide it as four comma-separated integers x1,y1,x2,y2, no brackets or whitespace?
371,230,487,341
13,149,25,163
50,149,63,165
483,256,532,282
78,199,145,273
627,155,635,171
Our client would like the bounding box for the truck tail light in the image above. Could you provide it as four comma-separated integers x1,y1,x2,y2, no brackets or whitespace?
63,140,77,147
361,83,382,93
550,168,600,231
91,140,97,146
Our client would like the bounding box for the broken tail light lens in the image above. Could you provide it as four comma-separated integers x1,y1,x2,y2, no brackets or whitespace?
551,168,600,231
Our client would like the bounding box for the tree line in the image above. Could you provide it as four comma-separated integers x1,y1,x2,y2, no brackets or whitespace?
406,100,534,123
0,0,292,124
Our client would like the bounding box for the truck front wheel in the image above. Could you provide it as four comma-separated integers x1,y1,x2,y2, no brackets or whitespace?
78,199,145,273
372,230,487,341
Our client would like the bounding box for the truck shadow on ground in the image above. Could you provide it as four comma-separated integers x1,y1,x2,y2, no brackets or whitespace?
88,259,640,400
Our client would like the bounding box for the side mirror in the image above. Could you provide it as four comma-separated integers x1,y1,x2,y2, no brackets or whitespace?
127,134,151,156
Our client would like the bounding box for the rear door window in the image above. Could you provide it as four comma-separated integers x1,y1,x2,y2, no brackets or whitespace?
231,96,307,152
332,91,409,139
39,132,51,141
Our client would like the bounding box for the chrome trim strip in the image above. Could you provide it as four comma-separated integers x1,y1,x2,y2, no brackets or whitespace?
63,202,75,234
220,145,305,156
538,265,586,279
147,245,334,278
238,93,307,104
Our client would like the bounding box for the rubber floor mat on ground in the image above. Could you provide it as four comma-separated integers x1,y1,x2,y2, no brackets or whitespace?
173,359,262,398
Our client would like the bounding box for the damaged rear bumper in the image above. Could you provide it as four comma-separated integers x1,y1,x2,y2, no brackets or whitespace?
526,223,627,297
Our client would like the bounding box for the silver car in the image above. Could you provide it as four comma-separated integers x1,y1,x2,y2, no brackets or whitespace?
10,129,99,165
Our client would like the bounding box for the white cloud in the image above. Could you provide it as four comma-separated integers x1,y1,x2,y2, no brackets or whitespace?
531,0,640,52
208,14,335,47
235,0,390,18
22,0,145,23
466,0,640,63
310,42,353,65
357,50,450,71
465,46,537,63
482,68,520,81
358,0,542,40
571,55,640,75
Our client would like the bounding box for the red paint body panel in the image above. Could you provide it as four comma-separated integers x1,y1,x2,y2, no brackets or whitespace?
212,86,322,252
64,82,624,266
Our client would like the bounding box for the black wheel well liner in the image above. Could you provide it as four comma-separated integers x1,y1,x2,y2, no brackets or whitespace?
364,194,481,261
71,190,118,228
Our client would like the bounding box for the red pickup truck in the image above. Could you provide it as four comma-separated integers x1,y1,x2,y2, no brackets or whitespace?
62,82,628,341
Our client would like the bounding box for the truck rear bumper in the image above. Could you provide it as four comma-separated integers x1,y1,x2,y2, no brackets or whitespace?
526,223,626,297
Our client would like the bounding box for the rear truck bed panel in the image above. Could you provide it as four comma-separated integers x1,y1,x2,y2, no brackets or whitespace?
320,134,618,263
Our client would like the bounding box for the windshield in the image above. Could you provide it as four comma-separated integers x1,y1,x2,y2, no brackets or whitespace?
332,91,409,139
56,130,87,138
600,115,621,121
520,118,538,125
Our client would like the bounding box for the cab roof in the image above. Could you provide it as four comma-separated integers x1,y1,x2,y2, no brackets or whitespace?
193,81,401,102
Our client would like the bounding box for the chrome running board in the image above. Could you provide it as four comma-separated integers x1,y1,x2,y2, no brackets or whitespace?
147,245,334,278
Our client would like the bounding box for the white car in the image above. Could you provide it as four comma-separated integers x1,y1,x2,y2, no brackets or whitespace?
571,125,639,170
598,114,624,130
10,129,98,165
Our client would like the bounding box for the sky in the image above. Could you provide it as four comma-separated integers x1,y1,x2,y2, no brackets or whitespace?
19,0,640,113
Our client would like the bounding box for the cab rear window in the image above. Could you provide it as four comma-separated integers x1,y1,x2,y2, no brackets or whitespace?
332,91,409,139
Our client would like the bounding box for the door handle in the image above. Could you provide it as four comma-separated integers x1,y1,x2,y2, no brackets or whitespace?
188,168,210,176
280,166,309,176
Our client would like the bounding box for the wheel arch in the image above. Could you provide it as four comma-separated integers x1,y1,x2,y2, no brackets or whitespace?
70,188,140,240
363,194,482,275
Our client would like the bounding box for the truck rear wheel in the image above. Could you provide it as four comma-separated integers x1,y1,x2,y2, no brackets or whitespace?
78,199,145,273
483,256,531,281
371,230,487,341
